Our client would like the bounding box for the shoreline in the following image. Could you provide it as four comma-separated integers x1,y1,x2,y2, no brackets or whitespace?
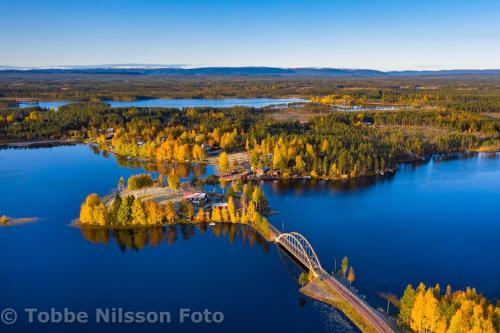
4,139,498,181
72,218,273,241
0,138,83,148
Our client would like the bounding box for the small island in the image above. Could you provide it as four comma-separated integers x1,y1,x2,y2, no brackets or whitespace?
77,173,271,238
0,215,39,227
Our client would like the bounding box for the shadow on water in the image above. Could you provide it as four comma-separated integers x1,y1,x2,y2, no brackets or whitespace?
276,246,308,282
0,142,79,150
79,223,270,253
403,151,499,168
267,174,397,195
268,152,500,196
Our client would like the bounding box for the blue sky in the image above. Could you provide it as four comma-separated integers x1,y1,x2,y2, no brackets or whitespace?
1,0,499,70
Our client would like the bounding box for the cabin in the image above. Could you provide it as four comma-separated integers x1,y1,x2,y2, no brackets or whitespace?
183,192,208,205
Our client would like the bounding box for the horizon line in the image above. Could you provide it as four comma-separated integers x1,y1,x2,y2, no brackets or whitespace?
1,64,500,72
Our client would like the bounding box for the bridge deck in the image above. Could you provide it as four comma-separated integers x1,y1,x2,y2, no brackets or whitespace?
271,224,395,333
316,270,395,333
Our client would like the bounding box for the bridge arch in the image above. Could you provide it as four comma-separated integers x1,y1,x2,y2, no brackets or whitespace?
275,232,322,273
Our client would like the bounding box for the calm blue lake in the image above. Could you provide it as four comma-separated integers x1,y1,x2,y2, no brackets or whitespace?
264,154,500,306
18,98,305,110
0,145,498,332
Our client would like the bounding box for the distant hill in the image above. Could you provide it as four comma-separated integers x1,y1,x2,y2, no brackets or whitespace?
1,66,500,77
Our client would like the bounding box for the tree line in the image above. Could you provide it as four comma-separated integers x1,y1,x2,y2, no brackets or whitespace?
398,283,499,333
1,103,498,180
2,72,500,109
79,174,271,237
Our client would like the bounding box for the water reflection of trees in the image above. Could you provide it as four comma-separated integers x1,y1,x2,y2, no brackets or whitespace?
79,223,269,252
432,151,478,163
432,151,499,162
268,174,396,195
0,142,78,151
156,162,207,178
267,152,499,195
113,155,206,178
481,152,500,160
90,144,208,178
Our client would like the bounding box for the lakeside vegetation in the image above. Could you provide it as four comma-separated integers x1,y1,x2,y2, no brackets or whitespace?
126,173,153,190
1,102,498,180
78,174,271,237
398,283,499,333
2,77,499,179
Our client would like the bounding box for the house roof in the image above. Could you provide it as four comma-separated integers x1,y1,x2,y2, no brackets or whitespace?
183,192,207,200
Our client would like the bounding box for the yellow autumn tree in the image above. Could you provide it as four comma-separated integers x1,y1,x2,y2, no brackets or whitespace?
272,146,285,170
144,201,164,225
165,201,177,224
131,199,147,225
195,208,205,223
295,155,305,174
404,282,498,333
94,202,108,226
227,196,238,223
218,152,229,173
411,288,426,332
192,144,205,161
320,138,329,153
80,193,102,224
246,201,257,224
448,300,496,333
347,267,356,285
422,288,441,332
435,319,447,333
221,207,230,222
167,171,180,191
174,143,191,161
211,207,222,222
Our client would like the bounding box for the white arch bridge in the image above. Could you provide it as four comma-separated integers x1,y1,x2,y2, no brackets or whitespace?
275,232,322,277
270,226,395,333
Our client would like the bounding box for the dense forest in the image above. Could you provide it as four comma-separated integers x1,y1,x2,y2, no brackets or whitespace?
1,99,498,179
1,75,499,180
1,72,500,111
